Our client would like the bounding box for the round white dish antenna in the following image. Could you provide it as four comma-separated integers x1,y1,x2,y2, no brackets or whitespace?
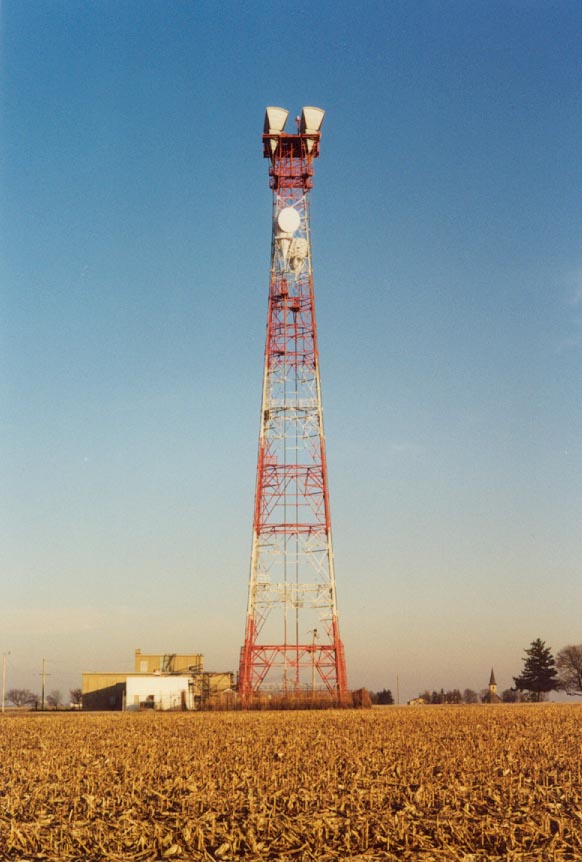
277,207,300,234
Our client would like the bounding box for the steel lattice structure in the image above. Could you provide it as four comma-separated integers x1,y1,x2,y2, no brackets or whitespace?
238,107,348,704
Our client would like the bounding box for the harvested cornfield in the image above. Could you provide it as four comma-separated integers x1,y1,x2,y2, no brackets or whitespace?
1,705,581,861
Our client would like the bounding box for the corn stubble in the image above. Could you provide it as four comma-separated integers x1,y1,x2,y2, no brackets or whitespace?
1,705,581,861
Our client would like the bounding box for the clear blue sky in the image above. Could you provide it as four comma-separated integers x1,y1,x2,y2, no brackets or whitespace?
1,0,581,701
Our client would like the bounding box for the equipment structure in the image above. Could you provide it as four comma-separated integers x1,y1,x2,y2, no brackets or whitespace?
238,107,348,704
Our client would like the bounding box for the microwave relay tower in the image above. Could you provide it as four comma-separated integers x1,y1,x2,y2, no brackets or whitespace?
238,106,348,704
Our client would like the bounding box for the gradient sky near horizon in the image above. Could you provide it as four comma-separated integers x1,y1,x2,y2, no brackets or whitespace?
1,1,581,702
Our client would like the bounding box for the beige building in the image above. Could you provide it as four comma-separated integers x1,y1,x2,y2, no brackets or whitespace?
134,649,202,674
82,649,233,710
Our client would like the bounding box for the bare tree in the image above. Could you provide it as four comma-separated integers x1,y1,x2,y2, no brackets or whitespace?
7,689,37,708
70,688,82,706
556,644,582,696
47,689,62,709
463,688,478,704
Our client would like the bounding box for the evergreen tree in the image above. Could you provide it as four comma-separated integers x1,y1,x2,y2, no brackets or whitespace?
513,638,558,702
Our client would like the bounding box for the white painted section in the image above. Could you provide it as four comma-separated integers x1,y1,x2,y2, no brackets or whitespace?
125,675,192,711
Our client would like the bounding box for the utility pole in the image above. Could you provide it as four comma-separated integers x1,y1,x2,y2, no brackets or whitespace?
1,652,10,714
311,629,318,698
41,658,48,711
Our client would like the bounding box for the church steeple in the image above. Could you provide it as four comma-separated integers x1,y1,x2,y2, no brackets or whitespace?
482,667,501,703
489,668,497,691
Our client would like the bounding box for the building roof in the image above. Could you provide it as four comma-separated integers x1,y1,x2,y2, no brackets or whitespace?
489,667,496,686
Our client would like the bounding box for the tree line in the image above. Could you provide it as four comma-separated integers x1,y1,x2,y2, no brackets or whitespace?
413,688,531,704
5,688,82,709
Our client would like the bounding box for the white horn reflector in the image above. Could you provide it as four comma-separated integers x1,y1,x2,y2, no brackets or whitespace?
300,106,325,152
300,106,325,134
264,107,289,154
264,107,289,134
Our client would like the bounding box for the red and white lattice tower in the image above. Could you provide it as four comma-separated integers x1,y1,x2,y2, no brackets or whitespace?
238,106,348,704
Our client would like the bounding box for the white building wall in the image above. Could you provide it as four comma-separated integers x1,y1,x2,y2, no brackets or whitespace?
125,675,193,711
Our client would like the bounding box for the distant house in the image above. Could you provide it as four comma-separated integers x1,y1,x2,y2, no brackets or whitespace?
407,696,426,706
481,668,502,704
